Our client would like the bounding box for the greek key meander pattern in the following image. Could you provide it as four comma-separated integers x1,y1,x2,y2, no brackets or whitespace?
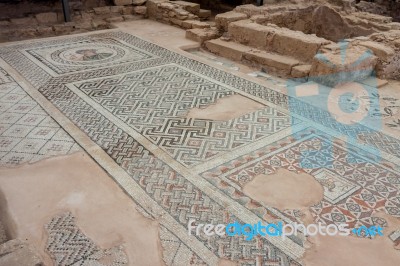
1,31,399,265
71,63,296,166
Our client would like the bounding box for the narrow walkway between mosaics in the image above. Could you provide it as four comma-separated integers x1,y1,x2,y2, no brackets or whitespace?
0,18,399,266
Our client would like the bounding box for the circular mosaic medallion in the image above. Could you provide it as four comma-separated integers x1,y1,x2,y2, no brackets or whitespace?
50,44,125,66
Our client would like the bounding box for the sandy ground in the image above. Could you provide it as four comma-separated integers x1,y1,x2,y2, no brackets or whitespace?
0,152,164,265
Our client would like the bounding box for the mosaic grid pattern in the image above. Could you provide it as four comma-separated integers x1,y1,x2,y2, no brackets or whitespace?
0,31,399,265
0,69,80,166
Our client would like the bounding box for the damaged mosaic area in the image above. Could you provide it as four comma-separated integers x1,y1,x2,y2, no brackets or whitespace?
0,30,399,265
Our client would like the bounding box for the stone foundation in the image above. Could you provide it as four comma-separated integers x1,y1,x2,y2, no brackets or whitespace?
0,2,147,42
195,0,400,83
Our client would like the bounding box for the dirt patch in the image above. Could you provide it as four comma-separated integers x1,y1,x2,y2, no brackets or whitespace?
0,152,164,266
243,168,324,210
303,210,400,265
186,94,265,121
303,229,400,266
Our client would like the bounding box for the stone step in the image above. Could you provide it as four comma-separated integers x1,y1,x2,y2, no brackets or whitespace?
205,38,251,61
205,38,304,77
186,28,219,43
215,11,248,31
244,50,301,76
228,20,330,63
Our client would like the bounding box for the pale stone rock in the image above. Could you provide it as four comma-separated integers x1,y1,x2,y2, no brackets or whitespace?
215,11,248,31
35,12,58,24
173,1,200,14
133,6,147,15
94,6,111,15
205,39,250,61
185,27,219,43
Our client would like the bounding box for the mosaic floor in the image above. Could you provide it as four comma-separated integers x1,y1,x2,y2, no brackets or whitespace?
0,30,399,265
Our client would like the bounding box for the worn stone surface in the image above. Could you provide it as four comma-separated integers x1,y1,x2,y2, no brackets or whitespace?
106,16,125,23
186,27,219,43
228,20,274,48
309,45,378,86
113,0,132,6
291,64,312,78
10,17,37,25
215,11,248,31
205,38,250,61
244,50,300,76
0,239,43,266
359,41,396,61
35,12,58,24
312,5,350,42
271,28,330,63
134,6,147,15
173,1,200,14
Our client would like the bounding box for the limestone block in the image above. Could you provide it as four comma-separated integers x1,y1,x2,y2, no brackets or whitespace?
173,1,200,15
271,29,330,63
94,6,111,15
146,0,167,18
215,11,247,31
35,12,58,24
205,39,250,61
134,6,147,15
291,64,312,78
186,28,219,43
10,17,37,25
359,41,395,61
244,50,300,76
228,20,274,49
309,46,378,86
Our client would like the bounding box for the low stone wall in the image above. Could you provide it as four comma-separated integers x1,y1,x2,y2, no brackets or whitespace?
0,0,113,20
0,2,147,42
147,0,211,27
201,2,400,82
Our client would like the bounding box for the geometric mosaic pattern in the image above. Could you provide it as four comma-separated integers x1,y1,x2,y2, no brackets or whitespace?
1,31,399,265
0,68,80,166
202,129,400,230
71,64,295,166
45,212,128,266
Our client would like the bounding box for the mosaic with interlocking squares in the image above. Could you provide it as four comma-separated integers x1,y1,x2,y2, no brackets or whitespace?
201,129,400,230
70,63,296,166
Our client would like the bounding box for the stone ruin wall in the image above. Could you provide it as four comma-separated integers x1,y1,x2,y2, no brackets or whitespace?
0,0,399,82
0,0,148,42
